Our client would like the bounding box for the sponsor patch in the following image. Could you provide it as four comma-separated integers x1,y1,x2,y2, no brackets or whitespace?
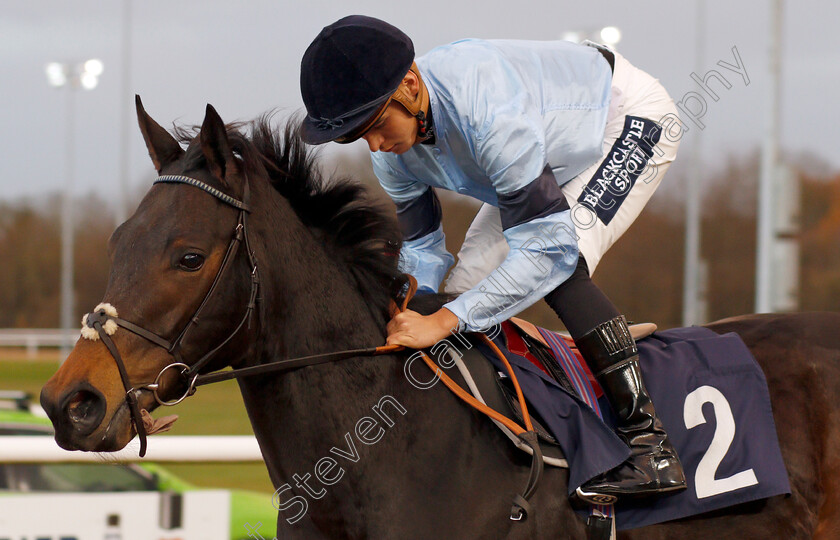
577,115,661,225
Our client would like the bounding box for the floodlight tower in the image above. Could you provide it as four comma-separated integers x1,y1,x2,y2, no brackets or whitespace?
45,59,104,358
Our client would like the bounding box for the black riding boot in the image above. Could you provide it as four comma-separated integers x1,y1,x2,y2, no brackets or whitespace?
575,316,686,499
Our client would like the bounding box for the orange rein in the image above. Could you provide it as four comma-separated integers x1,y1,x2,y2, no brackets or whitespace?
379,276,535,436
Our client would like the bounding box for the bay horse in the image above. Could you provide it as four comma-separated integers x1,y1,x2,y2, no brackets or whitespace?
40,99,840,539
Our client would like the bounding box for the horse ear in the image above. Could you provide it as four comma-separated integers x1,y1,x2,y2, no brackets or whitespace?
135,95,184,174
199,104,240,189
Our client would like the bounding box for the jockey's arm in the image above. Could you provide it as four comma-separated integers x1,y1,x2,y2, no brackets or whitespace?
385,167,580,348
443,166,579,332
393,186,454,293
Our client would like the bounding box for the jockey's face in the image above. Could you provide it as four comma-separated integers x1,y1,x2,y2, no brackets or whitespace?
361,101,418,154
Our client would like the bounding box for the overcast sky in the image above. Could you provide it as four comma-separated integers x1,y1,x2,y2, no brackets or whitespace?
1,0,837,208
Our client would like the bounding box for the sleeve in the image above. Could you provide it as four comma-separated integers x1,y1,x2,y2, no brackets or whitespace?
372,153,455,293
443,168,580,332
400,224,455,294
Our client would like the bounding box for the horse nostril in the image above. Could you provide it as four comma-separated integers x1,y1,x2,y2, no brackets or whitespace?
65,390,104,432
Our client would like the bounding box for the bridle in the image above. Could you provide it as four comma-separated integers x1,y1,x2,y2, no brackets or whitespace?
82,174,261,457
82,172,403,458
81,173,407,456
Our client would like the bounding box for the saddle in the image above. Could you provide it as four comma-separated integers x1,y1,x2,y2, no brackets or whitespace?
452,318,657,468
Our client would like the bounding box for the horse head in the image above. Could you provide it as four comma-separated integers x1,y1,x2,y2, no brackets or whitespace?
40,97,262,453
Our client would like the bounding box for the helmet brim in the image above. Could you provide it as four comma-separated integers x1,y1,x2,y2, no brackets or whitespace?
300,92,393,145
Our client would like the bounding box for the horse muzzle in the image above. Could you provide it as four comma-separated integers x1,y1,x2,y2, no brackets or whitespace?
40,338,159,452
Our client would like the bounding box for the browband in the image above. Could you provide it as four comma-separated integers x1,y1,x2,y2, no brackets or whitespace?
155,175,251,212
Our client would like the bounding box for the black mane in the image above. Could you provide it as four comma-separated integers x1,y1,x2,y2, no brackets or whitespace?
175,115,408,319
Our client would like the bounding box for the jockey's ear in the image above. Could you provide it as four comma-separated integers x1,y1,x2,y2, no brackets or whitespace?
199,103,241,190
135,95,184,174
402,70,420,100
392,69,421,110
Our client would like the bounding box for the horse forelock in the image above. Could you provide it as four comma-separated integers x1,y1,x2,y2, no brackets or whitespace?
171,114,407,320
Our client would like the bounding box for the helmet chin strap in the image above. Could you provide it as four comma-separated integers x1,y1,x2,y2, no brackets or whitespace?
391,62,433,141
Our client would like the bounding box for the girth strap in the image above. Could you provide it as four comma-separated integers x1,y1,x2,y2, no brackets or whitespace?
389,277,545,521
416,334,544,520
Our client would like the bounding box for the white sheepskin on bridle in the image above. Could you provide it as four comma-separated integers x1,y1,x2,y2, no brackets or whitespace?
80,303,119,341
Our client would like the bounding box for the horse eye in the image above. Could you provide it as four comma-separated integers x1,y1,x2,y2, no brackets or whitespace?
179,253,205,271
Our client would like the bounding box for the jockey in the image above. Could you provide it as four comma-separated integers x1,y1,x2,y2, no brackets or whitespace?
299,15,685,500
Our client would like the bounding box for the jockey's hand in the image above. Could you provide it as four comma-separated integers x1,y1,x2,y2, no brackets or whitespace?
386,307,460,349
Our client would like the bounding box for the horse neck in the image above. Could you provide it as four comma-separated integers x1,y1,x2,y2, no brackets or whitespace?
253,191,388,358
232,182,576,537
236,181,400,466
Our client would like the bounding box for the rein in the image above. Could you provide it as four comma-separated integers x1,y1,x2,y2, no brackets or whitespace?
83,174,543,520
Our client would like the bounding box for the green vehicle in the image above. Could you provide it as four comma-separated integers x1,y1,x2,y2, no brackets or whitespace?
0,391,278,540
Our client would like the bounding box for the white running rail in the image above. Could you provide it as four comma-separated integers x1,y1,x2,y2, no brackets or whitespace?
0,328,77,356
0,435,264,463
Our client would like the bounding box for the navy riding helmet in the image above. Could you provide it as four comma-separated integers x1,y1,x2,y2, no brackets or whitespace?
300,15,415,145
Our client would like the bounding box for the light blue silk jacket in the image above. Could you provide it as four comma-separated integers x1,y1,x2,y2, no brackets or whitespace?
371,38,612,331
